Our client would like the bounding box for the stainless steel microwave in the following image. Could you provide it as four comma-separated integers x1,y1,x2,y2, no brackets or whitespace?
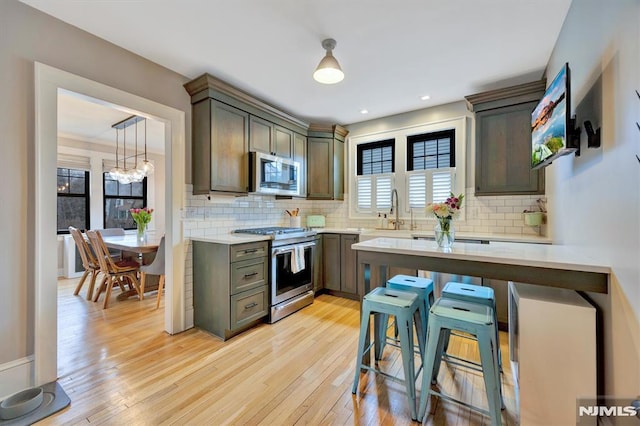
249,151,301,196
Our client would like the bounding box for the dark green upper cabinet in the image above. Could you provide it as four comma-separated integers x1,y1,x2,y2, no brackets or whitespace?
466,80,546,196
307,124,348,200
249,116,293,158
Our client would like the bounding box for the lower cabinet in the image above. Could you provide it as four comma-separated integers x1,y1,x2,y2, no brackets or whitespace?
323,233,358,298
312,234,323,293
193,240,269,340
482,278,509,330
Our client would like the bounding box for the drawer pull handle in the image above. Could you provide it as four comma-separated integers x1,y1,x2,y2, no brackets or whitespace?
244,302,258,310
243,249,259,254
243,272,259,278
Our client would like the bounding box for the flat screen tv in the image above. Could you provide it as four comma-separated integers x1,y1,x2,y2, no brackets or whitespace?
531,63,578,170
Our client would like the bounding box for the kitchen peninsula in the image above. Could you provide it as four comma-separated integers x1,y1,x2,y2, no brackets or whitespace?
352,238,610,295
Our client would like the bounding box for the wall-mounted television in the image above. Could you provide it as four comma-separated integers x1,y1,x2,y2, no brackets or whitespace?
531,63,579,170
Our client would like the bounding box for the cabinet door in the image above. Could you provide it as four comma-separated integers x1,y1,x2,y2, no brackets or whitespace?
211,100,249,193
482,278,509,329
312,235,323,293
340,234,358,294
249,115,273,155
322,234,341,291
475,101,544,195
274,125,293,158
307,137,332,199
333,138,345,200
293,133,306,197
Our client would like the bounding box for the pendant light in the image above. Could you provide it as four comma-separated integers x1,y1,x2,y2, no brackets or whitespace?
136,118,154,176
313,38,344,84
110,115,148,184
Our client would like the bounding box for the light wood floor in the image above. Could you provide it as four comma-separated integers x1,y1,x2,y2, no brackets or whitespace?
40,278,518,425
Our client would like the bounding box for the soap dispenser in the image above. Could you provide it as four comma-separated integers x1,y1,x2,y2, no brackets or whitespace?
382,214,388,229
377,213,382,229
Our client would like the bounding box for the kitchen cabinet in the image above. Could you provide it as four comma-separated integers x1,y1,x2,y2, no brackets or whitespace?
323,233,358,298
293,132,306,197
307,124,348,200
193,240,269,340
312,234,323,293
191,99,249,195
481,278,509,330
249,116,293,158
465,80,546,196
185,73,309,196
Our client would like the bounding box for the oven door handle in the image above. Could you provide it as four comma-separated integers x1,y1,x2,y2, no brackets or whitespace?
272,241,315,256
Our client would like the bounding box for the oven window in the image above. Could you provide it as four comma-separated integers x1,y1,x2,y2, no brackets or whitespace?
274,247,312,296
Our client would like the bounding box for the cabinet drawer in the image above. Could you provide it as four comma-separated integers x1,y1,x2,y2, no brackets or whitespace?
231,241,268,262
231,257,267,294
231,285,268,330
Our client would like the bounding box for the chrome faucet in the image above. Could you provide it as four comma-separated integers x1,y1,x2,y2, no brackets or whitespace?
389,189,403,230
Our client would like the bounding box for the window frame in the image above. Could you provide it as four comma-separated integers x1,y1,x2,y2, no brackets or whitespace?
407,129,456,171
102,172,148,230
356,139,395,176
57,167,91,234
348,117,467,221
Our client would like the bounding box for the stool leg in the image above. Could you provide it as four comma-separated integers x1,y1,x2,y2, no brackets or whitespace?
477,328,502,426
418,321,443,422
431,328,448,384
376,313,389,360
352,306,372,394
413,306,425,359
397,312,418,421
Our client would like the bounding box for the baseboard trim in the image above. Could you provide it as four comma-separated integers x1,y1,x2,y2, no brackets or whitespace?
0,356,34,400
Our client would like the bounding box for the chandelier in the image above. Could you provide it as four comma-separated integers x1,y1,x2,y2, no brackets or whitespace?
109,115,155,184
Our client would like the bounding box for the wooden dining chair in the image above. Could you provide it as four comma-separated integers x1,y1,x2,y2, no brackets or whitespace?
86,230,142,309
139,236,165,309
68,226,103,301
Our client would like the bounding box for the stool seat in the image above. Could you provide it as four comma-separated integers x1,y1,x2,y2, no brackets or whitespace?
442,281,494,302
353,286,425,420
418,297,503,425
364,286,418,307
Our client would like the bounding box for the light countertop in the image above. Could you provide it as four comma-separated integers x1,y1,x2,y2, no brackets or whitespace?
313,227,551,244
190,234,271,245
352,237,610,274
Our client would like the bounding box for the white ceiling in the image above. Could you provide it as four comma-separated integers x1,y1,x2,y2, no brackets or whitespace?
57,90,166,152
25,0,572,129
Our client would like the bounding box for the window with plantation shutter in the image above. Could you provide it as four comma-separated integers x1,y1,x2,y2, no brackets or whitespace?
407,168,455,208
406,129,455,208
356,139,396,213
348,117,466,220
356,174,394,212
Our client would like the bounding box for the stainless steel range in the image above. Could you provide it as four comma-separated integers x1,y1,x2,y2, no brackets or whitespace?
233,227,317,322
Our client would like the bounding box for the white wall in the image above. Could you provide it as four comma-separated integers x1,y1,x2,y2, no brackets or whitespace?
546,0,639,398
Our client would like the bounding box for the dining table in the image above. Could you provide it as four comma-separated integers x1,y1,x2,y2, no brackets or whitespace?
102,233,161,300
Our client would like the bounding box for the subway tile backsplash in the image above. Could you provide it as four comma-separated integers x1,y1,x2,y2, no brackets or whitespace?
182,185,546,238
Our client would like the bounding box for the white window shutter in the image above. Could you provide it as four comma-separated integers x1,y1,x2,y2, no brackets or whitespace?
375,175,392,209
357,176,373,211
407,173,427,208
432,169,454,202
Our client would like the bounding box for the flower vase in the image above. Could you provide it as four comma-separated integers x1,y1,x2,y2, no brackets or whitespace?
136,223,147,244
434,219,455,249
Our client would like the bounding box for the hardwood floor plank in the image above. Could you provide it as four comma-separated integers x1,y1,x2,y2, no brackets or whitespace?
39,278,518,425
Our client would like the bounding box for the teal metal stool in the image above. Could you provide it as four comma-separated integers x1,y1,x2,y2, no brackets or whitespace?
377,275,434,360
417,297,503,425
352,286,425,420
441,281,503,372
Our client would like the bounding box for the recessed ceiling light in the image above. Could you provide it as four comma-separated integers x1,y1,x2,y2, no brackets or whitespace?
421,95,431,100
360,109,369,114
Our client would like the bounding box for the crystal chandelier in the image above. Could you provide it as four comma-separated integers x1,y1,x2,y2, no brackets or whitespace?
109,115,154,184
